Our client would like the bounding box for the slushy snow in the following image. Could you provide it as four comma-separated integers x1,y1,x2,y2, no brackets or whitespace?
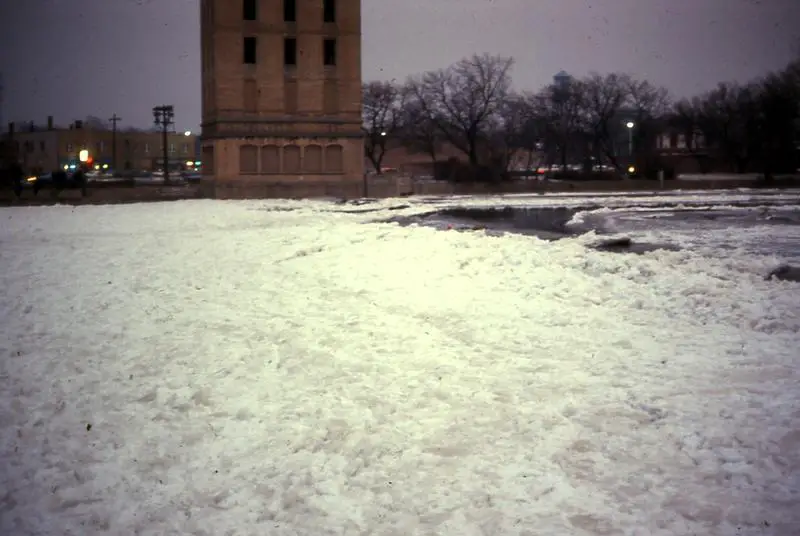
1,196,798,535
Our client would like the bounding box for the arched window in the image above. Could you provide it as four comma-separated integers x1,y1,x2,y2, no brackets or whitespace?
325,144,343,173
303,144,323,173
239,144,258,174
260,145,280,174
282,145,301,173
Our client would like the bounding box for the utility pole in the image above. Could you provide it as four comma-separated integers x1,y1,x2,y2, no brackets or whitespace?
109,113,121,173
152,105,174,184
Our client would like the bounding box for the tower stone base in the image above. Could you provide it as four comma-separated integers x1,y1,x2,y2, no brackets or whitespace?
200,136,364,199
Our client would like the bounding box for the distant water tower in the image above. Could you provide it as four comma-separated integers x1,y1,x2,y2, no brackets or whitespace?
553,70,572,88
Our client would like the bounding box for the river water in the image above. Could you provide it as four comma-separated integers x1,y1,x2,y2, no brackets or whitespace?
575,204,800,263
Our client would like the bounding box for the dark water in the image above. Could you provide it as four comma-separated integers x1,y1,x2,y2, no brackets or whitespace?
386,201,800,261
593,206,800,262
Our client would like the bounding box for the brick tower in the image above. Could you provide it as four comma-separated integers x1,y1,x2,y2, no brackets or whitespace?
199,0,363,198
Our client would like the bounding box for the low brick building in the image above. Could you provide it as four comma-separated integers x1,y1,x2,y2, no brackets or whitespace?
7,118,200,175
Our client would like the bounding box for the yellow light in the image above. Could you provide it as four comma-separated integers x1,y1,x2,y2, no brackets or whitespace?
63,165,69,170
94,165,101,170
628,166,636,174
186,161,194,167
79,150,89,162
27,176,37,182
102,164,109,169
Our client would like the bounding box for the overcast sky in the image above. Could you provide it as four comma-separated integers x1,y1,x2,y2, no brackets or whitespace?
0,0,798,131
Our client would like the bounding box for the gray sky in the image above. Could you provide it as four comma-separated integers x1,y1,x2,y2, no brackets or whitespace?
1,0,798,131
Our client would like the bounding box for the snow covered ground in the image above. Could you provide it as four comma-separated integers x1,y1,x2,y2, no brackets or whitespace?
1,195,799,535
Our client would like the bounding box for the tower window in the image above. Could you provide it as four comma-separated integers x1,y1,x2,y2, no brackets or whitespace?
284,38,297,66
243,36,257,64
243,0,256,21
284,0,296,22
323,0,336,23
323,39,337,66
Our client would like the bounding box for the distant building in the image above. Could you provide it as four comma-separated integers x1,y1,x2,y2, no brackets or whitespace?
652,124,713,174
372,140,543,177
6,118,199,174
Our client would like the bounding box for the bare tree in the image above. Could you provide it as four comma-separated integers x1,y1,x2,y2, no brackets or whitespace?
395,85,443,165
627,79,670,120
533,80,586,171
512,92,550,173
696,82,756,173
679,54,800,177
580,73,632,172
668,97,712,172
750,69,800,177
415,53,514,167
627,78,670,152
484,92,542,175
362,81,404,174
84,115,109,130
671,98,701,148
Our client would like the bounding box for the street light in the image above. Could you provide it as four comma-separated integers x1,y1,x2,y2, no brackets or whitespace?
625,121,635,169
184,131,191,137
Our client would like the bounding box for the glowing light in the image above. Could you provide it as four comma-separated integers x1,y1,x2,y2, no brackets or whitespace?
626,122,634,129
78,150,89,162
184,131,192,136
628,166,636,174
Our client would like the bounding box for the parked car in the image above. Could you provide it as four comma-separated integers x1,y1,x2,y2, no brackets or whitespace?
181,171,202,183
25,169,88,191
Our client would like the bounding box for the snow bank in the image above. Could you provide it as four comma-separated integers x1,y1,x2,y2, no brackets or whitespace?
1,199,798,535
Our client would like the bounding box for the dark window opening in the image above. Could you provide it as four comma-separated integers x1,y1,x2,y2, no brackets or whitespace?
284,0,296,22
243,36,257,64
243,0,257,21
323,0,336,23
284,38,297,66
323,39,337,66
